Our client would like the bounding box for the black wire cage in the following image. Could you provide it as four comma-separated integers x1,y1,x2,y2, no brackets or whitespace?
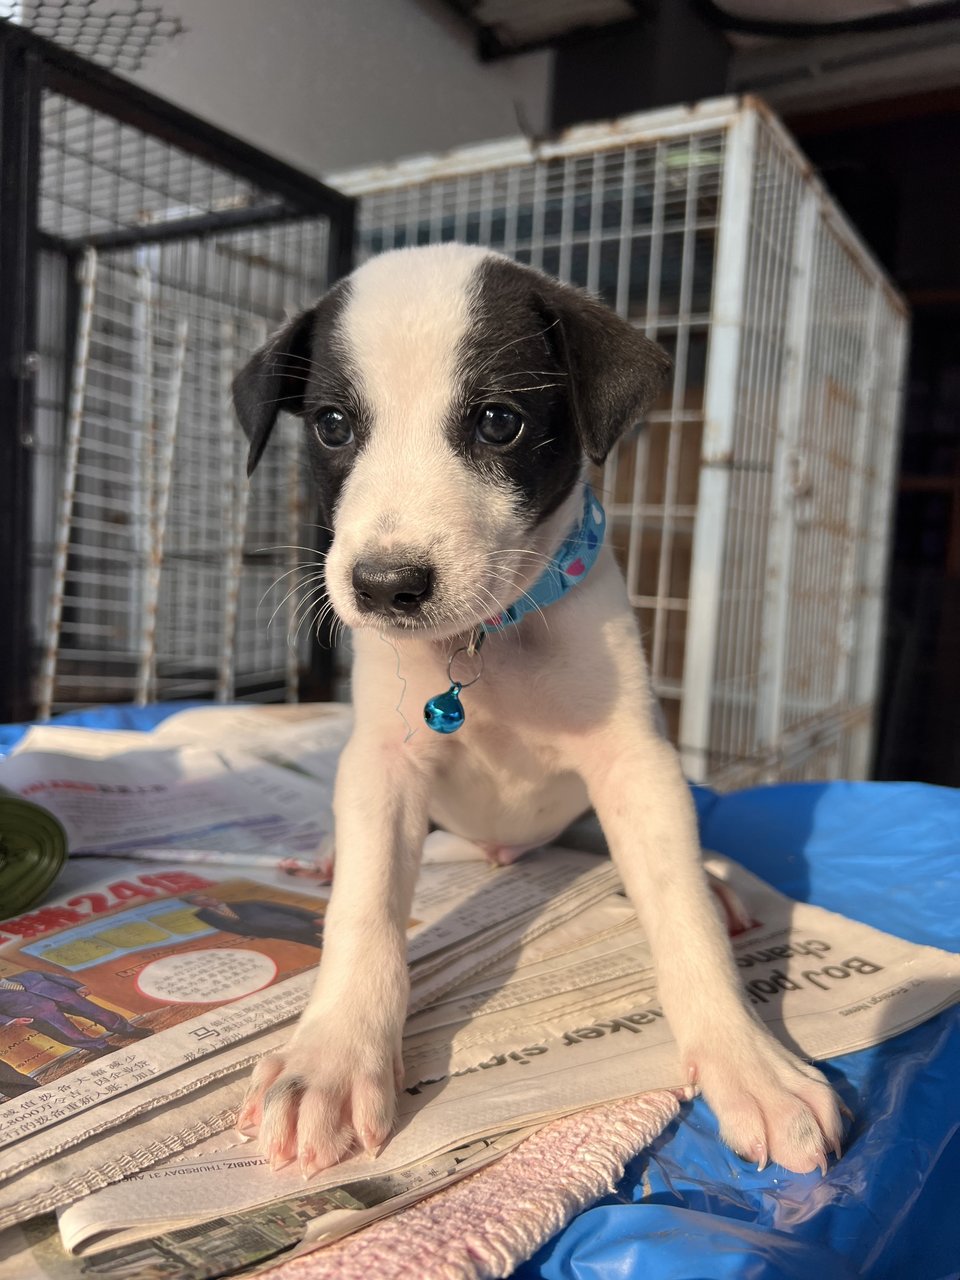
0,21,355,723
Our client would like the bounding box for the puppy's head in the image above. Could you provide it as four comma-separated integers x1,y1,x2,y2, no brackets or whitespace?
234,245,669,638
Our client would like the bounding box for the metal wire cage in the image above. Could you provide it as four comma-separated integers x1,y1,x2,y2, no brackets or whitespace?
331,97,908,786
0,21,354,721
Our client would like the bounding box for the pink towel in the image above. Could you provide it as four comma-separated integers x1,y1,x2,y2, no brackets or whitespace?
263,1090,680,1280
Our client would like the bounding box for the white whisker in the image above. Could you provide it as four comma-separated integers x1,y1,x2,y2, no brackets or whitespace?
379,632,418,743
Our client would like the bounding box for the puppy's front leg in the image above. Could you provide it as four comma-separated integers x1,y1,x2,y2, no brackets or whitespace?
582,727,842,1174
238,733,430,1177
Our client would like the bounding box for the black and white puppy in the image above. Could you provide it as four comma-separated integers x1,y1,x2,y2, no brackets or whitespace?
233,244,842,1179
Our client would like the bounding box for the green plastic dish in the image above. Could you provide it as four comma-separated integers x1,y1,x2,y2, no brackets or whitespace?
0,796,69,919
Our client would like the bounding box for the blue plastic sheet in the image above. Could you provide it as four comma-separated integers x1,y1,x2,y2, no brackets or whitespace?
2,709,958,1279
517,781,960,1280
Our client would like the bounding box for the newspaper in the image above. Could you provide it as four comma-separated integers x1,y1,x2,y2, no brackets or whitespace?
2,710,352,872
2,710,958,1280
0,848,617,1227
0,742,336,861
61,1127,537,1264
1,900,646,1232
0,1129,535,1280
52,853,960,1266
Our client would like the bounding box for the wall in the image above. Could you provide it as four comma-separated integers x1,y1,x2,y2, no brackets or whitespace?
127,0,551,179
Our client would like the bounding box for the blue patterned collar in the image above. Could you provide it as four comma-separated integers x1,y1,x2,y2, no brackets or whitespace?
481,486,606,633
423,488,607,733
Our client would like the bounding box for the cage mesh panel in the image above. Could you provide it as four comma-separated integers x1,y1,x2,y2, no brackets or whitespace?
709,119,802,771
705,113,906,781
32,249,71,646
35,92,330,710
43,257,186,702
839,287,908,775
779,224,873,734
355,133,726,723
39,95,265,241
779,735,843,782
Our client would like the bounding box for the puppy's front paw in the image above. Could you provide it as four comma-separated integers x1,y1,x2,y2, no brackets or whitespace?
237,1020,401,1178
688,1026,843,1175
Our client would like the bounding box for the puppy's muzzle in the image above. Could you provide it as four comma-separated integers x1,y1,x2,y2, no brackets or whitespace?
352,557,435,619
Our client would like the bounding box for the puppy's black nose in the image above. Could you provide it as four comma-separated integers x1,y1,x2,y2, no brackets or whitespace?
352,560,434,617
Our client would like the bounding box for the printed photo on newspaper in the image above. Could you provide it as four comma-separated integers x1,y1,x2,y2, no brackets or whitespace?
0,872,327,1108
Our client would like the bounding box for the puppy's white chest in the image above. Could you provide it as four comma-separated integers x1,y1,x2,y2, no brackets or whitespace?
351,610,604,849
425,673,589,846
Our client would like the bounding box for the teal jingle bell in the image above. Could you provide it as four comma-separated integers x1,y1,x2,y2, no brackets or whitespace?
424,682,465,734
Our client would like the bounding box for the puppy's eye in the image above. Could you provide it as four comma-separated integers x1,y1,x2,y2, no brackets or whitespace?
312,407,354,449
474,404,523,446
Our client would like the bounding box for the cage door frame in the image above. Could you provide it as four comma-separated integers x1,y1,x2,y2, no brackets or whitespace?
679,106,758,782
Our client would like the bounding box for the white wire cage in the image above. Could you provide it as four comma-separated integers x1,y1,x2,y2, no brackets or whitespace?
330,96,909,786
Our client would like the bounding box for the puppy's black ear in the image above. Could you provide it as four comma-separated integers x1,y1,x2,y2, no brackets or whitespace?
541,283,671,465
233,307,317,476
